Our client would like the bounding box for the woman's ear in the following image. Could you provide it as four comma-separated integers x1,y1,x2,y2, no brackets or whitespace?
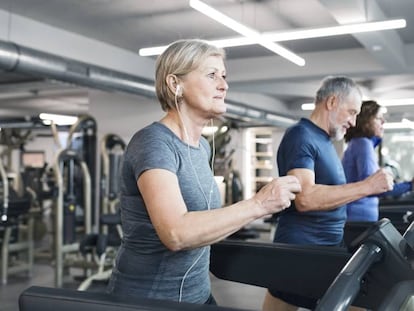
166,74,180,96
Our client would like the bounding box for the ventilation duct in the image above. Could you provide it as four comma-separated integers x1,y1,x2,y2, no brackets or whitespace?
0,39,296,127
226,99,296,128
0,40,155,97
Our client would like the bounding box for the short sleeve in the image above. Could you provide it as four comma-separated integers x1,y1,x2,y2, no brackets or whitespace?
125,127,178,181
278,126,316,174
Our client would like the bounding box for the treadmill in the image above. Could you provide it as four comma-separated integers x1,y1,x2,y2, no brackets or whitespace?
19,218,414,311
210,218,414,310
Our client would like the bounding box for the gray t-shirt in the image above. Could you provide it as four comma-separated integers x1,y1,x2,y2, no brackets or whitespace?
107,122,221,304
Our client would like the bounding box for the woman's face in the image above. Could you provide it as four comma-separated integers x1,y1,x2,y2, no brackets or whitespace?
180,55,228,118
371,111,385,138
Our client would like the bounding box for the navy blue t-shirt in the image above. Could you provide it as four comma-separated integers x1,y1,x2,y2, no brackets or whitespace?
274,118,347,245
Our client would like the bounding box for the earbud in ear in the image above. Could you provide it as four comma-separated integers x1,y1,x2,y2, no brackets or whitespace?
176,85,182,96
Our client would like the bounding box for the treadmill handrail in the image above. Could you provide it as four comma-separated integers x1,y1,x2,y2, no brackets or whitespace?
315,242,383,311
403,221,414,250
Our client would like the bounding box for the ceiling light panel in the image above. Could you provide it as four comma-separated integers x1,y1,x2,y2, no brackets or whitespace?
189,0,305,66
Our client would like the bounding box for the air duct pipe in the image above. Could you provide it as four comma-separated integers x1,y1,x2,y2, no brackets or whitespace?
0,39,296,127
0,40,155,97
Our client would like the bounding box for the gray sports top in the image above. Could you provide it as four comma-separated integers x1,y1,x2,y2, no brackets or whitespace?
107,122,221,304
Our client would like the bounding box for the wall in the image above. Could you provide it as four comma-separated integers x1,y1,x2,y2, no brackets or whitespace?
19,90,163,167
88,90,163,144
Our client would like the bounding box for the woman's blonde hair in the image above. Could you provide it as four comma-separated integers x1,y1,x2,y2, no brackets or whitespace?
155,39,225,111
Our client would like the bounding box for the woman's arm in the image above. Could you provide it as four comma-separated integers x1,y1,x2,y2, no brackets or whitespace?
138,168,300,251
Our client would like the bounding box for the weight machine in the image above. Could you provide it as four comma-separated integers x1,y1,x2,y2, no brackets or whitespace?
49,114,99,287
0,124,39,285
77,133,125,291
53,148,92,287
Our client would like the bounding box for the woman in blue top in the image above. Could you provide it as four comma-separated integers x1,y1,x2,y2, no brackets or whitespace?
342,100,413,222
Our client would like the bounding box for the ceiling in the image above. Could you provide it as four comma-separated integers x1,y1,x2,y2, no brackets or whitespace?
0,0,414,125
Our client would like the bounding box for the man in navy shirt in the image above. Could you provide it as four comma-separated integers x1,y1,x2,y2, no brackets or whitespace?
262,76,394,311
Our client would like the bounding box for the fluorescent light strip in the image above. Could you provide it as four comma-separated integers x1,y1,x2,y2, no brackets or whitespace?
302,97,414,111
262,19,406,42
188,0,305,66
212,18,407,47
390,136,414,142
379,98,414,107
39,113,78,126
139,46,168,57
301,103,315,110
384,122,414,130
139,18,406,56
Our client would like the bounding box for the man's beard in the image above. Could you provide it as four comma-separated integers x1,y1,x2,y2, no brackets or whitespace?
328,111,345,141
329,126,345,141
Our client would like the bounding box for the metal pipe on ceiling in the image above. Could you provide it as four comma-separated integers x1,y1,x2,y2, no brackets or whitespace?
0,39,296,127
0,40,155,97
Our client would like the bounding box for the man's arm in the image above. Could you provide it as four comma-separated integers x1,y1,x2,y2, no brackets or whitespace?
290,168,394,212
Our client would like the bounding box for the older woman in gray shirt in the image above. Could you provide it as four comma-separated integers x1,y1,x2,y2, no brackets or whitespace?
107,39,301,305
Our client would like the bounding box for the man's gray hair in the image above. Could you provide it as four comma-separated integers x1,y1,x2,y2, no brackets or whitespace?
315,76,361,105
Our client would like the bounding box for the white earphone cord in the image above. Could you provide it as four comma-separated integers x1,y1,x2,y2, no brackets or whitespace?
174,89,215,302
